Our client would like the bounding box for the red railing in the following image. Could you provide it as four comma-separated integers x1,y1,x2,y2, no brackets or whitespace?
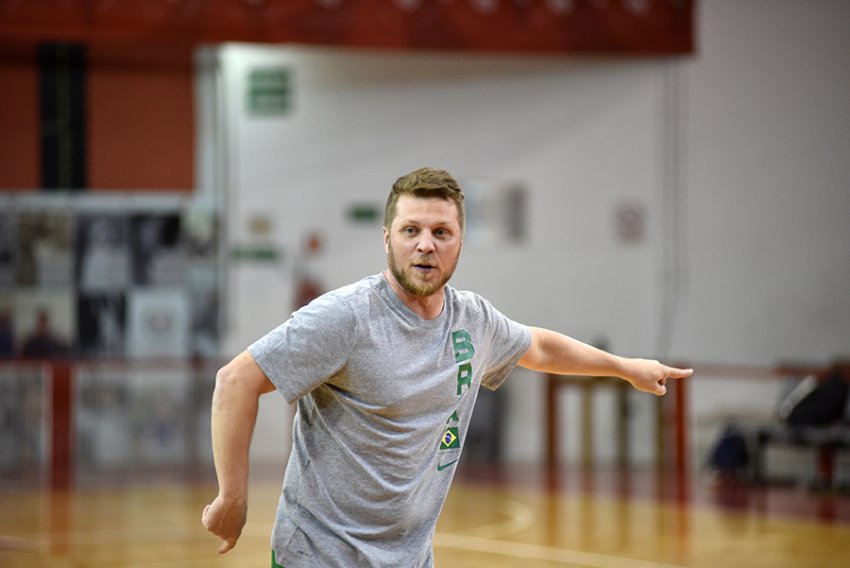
1,358,828,491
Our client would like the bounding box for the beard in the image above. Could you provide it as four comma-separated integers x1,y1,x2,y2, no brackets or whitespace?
387,243,458,297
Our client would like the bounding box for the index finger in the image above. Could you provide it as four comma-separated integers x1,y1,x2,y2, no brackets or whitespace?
666,367,694,379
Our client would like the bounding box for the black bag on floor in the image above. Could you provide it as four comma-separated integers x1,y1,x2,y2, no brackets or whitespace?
708,424,749,473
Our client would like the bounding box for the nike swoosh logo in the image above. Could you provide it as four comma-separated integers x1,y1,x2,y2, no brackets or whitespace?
437,459,458,472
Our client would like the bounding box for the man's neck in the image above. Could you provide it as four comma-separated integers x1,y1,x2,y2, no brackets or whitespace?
383,270,445,320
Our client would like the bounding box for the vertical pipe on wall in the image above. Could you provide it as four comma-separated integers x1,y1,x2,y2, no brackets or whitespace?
657,59,688,361
194,46,231,349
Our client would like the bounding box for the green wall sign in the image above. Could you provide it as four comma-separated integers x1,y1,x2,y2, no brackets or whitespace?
247,67,292,116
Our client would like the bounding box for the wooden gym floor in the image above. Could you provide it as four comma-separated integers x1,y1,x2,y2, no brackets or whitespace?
1,464,849,568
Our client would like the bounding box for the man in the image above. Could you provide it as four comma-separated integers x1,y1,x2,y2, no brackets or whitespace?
20,309,66,359
202,167,692,567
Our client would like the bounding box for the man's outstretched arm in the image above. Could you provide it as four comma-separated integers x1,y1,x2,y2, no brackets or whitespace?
202,350,276,554
518,327,692,395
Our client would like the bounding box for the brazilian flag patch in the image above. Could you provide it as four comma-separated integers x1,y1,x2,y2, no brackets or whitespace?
440,427,460,450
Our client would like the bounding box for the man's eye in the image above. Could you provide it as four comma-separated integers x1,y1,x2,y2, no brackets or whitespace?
403,227,417,235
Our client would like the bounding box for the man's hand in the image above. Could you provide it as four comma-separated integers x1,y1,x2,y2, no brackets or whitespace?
202,494,247,554
622,358,693,396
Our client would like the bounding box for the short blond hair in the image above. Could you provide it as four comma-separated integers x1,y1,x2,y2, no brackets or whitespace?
384,167,466,233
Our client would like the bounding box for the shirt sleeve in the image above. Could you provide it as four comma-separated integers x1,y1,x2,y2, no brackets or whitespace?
476,296,532,391
248,291,357,404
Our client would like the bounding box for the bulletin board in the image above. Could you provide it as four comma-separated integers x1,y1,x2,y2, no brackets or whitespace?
0,193,220,360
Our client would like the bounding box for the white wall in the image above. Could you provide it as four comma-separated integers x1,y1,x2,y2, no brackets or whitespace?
681,0,850,366
201,0,850,471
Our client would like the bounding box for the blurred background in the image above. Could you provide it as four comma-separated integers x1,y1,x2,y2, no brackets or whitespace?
1,0,849,560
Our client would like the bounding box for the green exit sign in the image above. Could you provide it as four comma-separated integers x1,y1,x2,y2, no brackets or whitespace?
247,67,292,116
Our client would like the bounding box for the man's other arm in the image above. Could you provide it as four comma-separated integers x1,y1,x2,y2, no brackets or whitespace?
202,350,276,554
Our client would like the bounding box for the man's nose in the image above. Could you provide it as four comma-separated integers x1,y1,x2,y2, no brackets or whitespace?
416,231,436,252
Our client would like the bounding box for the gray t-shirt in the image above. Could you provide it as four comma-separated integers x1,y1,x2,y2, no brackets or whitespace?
249,273,531,567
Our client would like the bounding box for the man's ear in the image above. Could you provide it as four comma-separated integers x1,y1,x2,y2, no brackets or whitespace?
382,227,389,253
